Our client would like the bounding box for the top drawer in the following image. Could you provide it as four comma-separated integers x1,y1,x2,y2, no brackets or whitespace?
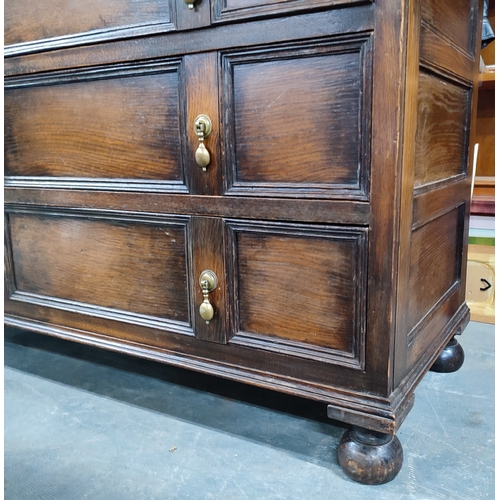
5,0,371,55
4,0,174,52
212,0,369,24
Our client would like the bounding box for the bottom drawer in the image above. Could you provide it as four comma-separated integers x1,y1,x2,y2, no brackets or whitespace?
5,210,192,330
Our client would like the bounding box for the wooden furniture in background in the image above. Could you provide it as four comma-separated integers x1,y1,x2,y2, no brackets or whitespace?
4,0,483,484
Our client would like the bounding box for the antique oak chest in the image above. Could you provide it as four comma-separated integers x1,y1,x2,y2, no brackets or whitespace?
4,0,482,484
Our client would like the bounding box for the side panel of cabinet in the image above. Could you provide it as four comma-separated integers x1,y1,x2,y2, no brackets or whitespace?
399,0,481,381
221,36,372,199
407,207,464,337
5,60,188,192
414,70,471,189
226,220,367,368
421,0,477,56
5,210,193,333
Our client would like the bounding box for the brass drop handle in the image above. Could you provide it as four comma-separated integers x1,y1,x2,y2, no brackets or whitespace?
184,0,196,9
194,114,212,171
199,270,217,324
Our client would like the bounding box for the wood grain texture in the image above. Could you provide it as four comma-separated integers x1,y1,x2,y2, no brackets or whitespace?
412,180,469,229
4,0,171,47
8,212,190,322
223,40,371,197
392,0,421,389
213,0,369,24
419,24,476,83
5,67,184,182
414,70,471,188
184,53,222,196
2,0,482,442
176,0,211,31
189,217,228,344
421,0,476,55
362,0,407,395
4,188,371,225
408,207,463,332
230,222,366,355
4,215,17,298
4,7,374,77
407,292,466,368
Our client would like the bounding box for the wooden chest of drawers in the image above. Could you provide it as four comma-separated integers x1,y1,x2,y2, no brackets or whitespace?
4,0,482,484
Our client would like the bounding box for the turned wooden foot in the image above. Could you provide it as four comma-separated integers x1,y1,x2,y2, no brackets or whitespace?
430,336,465,373
338,426,403,485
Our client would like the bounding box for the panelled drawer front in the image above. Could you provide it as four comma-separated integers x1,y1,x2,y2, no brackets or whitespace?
5,211,192,332
226,220,367,368
5,0,174,54
221,36,373,199
5,60,187,191
212,0,371,25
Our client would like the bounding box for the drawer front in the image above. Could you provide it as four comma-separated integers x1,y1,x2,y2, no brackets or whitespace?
221,36,372,199
5,211,191,330
5,0,174,52
212,0,371,25
226,220,367,368
5,61,187,191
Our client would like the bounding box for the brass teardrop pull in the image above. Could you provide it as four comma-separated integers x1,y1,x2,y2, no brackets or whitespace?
194,114,212,171
199,270,217,324
195,142,210,169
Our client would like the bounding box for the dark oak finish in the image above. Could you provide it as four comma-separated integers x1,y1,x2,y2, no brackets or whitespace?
5,63,185,186
212,0,369,24
430,336,465,373
3,7,375,77
5,0,174,56
421,0,476,55
190,217,228,343
4,0,483,485
222,38,371,198
414,71,471,188
6,210,190,324
338,427,404,485
408,207,463,333
227,221,367,367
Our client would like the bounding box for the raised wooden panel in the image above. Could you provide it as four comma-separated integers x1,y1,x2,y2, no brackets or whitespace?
5,61,186,190
212,0,371,24
414,70,471,189
5,0,173,53
408,207,464,335
227,221,367,367
421,0,477,55
222,37,372,199
7,211,190,325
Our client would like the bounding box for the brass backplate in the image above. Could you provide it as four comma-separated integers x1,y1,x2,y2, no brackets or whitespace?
194,114,213,137
199,270,217,292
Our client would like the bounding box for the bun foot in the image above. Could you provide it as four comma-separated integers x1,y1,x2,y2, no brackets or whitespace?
338,426,403,485
430,336,465,373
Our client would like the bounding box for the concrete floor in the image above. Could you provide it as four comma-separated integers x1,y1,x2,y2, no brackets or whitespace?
4,321,495,499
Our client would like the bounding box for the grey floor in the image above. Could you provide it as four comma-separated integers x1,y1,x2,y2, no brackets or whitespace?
4,321,495,499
